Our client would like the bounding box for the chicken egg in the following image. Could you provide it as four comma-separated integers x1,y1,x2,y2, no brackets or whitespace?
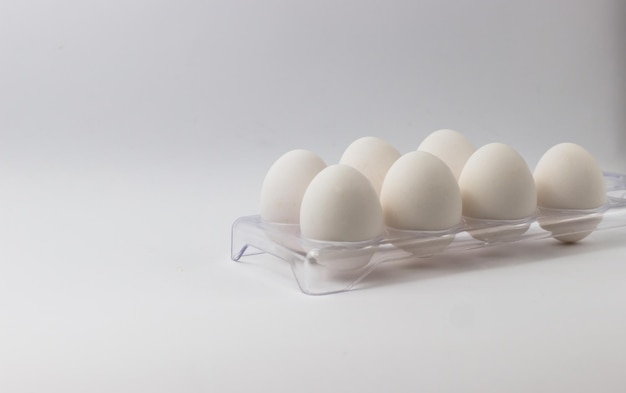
534,143,606,242
380,151,461,255
260,149,326,224
417,129,476,181
459,143,536,241
381,151,461,230
300,164,384,269
339,136,401,197
260,150,326,250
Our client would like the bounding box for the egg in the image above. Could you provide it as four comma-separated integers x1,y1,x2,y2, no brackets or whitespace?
259,150,326,251
534,143,606,242
534,143,605,209
300,164,384,269
380,151,461,255
301,165,384,241
381,151,461,230
417,129,476,180
339,136,401,197
260,149,326,224
459,143,536,241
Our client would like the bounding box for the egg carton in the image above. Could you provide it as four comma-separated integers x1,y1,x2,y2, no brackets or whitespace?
231,172,626,295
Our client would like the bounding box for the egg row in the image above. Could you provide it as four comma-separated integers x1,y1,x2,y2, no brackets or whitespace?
260,130,606,245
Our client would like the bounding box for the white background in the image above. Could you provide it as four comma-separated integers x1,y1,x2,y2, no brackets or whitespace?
1,0,626,392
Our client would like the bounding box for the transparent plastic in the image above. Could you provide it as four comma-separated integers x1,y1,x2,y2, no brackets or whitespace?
231,172,626,295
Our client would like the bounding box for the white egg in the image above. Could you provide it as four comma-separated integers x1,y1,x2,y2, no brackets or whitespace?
300,165,384,269
301,165,383,241
534,143,606,242
417,129,476,181
380,151,461,255
260,149,326,224
339,136,401,197
459,143,536,241
381,151,461,231
460,143,536,220
534,143,605,209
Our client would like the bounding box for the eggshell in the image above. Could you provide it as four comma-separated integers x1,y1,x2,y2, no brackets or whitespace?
339,136,401,197
459,143,536,241
301,165,384,242
381,151,461,231
460,143,536,220
260,149,326,224
417,129,476,180
260,150,326,251
300,165,384,269
381,151,461,255
534,143,606,242
534,143,605,209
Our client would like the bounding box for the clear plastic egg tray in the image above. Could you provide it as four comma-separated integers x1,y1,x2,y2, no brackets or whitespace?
231,172,626,295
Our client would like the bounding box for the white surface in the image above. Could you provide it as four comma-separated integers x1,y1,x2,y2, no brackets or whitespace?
1,1,626,392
